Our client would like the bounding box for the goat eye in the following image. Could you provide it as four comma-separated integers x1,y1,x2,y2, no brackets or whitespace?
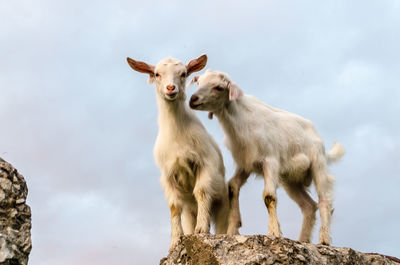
180,73,186,78
155,73,160,77
214,86,223,91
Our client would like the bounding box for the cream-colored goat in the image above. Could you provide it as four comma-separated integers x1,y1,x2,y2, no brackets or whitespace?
127,56,228,249
188,70,344,245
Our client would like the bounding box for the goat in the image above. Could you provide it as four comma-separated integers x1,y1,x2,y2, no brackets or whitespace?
188,70,344,245
127,56,229,249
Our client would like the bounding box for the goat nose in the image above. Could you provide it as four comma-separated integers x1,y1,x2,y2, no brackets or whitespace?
190,94,198,102
166,85,176,91
189,95,199,107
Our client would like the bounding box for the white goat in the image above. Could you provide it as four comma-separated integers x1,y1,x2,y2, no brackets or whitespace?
127,56,229,249
188,70,344,245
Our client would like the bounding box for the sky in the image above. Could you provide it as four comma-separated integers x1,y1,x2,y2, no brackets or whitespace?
1,0,399,264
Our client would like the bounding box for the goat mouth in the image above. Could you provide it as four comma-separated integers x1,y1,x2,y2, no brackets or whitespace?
189,102,203,109
165,92,178,100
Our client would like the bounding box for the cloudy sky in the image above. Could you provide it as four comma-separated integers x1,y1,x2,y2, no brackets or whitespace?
1,0,399,264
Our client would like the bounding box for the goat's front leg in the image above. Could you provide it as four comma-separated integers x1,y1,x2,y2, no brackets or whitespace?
169,203,183,249
227,168,250,235
193,190,212,233
161,174,184,249
181,205,197,234
262,158,282,238
193,171,214,234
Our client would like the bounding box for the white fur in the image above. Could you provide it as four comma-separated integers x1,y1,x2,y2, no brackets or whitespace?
189,70,345,245
127,57,228,250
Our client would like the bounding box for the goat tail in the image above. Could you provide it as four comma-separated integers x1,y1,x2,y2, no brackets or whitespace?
326,142,345,164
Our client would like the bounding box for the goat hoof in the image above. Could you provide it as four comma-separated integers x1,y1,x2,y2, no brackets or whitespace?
169,238,180,252
267,230,282,238
227,227,240,235
319,234,331,245
319,227,331,245
194,226,210,234
299,238,311,243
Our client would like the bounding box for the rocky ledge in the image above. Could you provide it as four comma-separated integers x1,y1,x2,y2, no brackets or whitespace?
160,234,399,265
0,158,32,265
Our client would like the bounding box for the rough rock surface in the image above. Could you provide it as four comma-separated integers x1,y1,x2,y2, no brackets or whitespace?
0,158,32,265
160,234,400,265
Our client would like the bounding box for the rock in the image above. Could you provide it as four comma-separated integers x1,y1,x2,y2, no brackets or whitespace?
160,234,400,265
0,158,32,265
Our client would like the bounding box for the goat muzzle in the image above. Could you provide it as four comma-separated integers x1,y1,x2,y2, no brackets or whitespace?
189,95,201,108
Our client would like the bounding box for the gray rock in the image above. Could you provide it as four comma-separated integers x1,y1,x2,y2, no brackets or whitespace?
0,158,32,265
160,234,400,265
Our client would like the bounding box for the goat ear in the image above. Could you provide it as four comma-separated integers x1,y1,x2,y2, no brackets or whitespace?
127,57,155,83
228,82,243,101
185,76,199,89
186,54,207,76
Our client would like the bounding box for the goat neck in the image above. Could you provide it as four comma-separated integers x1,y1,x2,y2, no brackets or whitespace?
156,94,194,132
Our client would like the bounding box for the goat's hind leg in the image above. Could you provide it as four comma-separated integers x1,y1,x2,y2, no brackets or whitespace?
312,158,335,245
227,168,250,235
263,158,282,238
283,183,317,243
212,185,229,234
212,198,229,234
